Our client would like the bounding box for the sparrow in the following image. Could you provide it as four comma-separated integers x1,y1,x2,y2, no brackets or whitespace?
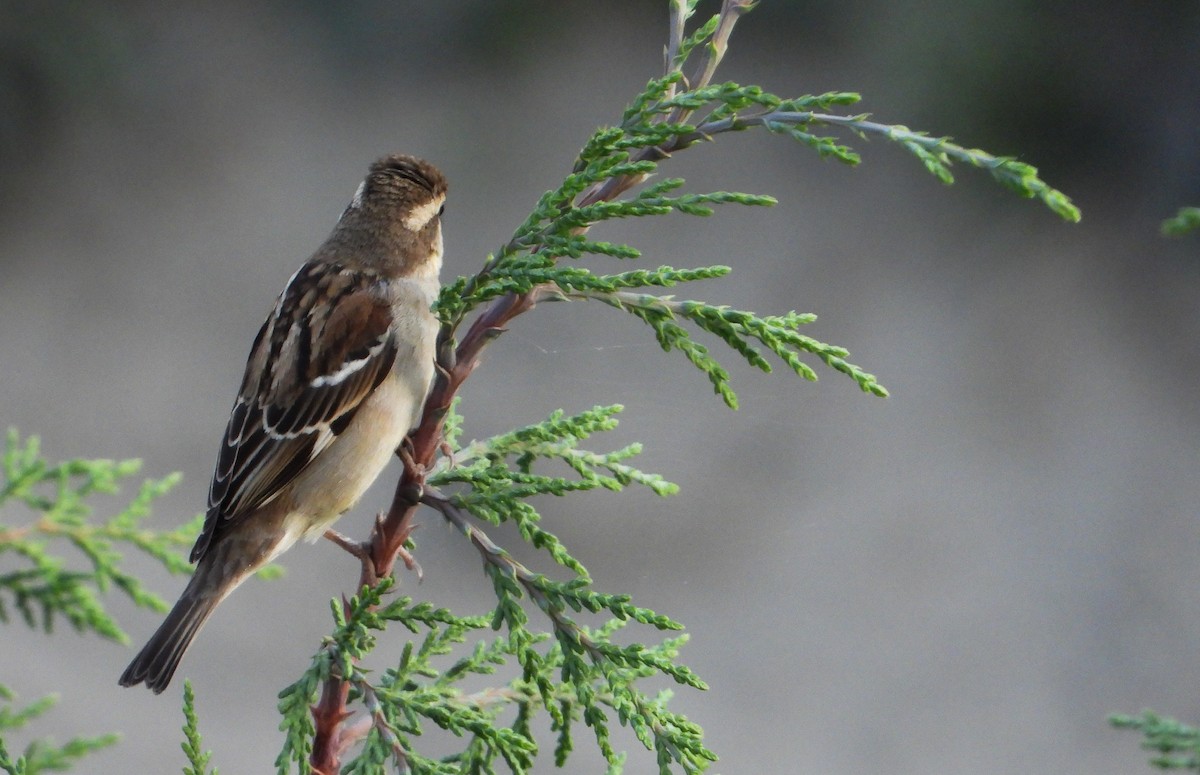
119,155,447,693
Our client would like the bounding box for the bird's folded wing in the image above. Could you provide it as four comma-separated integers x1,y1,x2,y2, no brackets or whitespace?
191,263,398,562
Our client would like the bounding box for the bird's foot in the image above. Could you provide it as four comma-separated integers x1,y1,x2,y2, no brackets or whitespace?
397,542,424,583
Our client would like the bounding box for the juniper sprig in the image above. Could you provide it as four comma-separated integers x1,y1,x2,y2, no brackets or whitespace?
268,1,1080,771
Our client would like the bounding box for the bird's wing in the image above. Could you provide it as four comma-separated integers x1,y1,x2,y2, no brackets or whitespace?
190,262,398,562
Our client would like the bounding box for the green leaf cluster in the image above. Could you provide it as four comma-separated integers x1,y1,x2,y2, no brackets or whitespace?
429,407,711,771
431,11,902,411
432,404,677,575
857,122,1081,222
0,430,183,773
273,404,715,772
0,684,119,775
1112,710,1200,771
277,580,514,774
436,138,878,409
435,1,1077,419
588,293,885,407
277,573,711,775
1162,207,1200,237
0,430,190,640
181,681,218,775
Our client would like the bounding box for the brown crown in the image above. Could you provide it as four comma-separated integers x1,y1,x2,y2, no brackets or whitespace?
365,155,447,201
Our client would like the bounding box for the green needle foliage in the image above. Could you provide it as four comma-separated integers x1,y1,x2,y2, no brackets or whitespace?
0,430,183,773
277,579,705,775
181,681,218,775
1162,207,1200,237
0,684,119,775
268,1,1078,772
433,404,679,575
1112,711,1200,771
0,430,190,640
276,407,710,774
437,1,1075,408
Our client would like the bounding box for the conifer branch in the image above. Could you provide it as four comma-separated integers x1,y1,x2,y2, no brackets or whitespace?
0,680,120,773
0,430,182,773
1112,711,1200,771
299,0,1080,769
181,681,218,775
0,429,188,642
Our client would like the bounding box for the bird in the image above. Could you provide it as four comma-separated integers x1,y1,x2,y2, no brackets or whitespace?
119,154,447,693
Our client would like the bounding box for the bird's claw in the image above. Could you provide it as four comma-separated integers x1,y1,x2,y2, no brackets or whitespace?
397,543,424,582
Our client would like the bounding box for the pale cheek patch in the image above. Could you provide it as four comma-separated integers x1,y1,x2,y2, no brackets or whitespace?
402,195,445,231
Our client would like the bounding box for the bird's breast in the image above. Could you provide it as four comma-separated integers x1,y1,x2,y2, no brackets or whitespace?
283,371,425,542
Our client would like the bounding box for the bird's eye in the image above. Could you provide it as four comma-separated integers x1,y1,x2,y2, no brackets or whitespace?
437,204,445,217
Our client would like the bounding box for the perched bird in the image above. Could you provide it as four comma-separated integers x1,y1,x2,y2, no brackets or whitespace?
119,155,447,693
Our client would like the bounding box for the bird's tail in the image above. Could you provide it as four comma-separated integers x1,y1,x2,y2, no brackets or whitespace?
118,585,220,693
119,508,294,693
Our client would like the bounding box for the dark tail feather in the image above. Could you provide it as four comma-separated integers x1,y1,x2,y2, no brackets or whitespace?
120,514,287,693
119,586,220,693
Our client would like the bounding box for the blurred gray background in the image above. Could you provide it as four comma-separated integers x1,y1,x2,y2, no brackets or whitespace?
3,1,1199,772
